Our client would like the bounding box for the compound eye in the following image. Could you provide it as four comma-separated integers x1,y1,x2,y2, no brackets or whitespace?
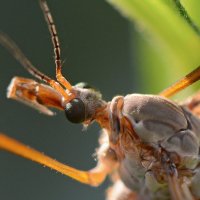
65,98,86,123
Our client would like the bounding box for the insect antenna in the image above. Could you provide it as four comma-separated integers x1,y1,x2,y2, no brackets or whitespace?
159,66,200,97
39,0,72,91
0,32,74,101
0,32,51,83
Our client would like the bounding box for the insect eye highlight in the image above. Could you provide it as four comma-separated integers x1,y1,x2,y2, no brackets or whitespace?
65,98,86,123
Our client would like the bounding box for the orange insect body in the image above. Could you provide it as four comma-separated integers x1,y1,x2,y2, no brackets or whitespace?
1,1,200,200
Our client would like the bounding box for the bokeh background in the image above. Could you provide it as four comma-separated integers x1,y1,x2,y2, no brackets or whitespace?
0,1,139,200
1,1,200,200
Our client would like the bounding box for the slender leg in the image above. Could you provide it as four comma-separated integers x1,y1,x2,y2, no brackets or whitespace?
167,175,194,200
159,66,200,98
0,133,110,186
7,77,64,115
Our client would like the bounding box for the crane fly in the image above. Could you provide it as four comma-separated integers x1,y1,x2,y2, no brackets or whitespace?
1,0,200,199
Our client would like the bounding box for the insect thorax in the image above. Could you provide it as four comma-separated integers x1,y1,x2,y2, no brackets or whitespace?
106,94,200,198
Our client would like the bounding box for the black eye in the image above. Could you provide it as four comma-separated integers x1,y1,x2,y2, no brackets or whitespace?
65,98,86,123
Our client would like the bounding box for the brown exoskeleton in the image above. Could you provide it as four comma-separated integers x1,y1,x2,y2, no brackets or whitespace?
1,0,200,199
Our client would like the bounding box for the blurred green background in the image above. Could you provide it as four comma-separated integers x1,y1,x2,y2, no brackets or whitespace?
0,1,137,200
1,0,200,200
107,0,200,96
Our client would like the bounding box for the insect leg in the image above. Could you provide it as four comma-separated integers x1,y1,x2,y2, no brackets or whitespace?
167,175,184,200
190,168,200,198
159,66,200,98
168,174,194,200
160,155,184,200
0,133,110,186
160,148,195,200
7,76,64,115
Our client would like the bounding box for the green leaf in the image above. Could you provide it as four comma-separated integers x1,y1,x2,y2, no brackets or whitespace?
107,0,200,97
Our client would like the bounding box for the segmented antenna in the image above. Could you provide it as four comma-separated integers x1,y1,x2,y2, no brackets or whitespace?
39,0,61,70
0,31,74,101
0,32,52,84
39,0,72,90
0,1,75,101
